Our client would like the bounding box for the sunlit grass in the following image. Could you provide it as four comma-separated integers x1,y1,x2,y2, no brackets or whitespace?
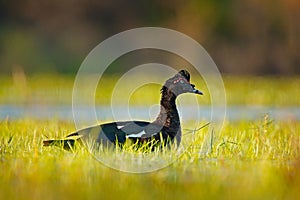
1,73,300,199
0,74,299,106
1,118,300,200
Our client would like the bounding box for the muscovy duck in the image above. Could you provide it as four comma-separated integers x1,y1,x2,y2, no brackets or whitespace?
43,69,203,149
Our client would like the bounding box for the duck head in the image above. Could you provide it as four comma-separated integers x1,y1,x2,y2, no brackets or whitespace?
163,69,203,97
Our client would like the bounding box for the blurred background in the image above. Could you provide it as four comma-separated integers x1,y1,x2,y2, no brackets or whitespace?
1,0,300,122
1,0,299,75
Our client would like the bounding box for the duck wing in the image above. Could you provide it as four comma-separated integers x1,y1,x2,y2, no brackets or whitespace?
124,123,165,141
73,121,151,144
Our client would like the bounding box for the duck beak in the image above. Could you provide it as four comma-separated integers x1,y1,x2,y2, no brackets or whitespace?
191,84,203,95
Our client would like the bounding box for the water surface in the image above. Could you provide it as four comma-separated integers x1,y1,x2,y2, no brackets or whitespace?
1,105,299,122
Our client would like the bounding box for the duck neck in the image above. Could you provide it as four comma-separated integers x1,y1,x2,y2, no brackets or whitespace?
154,88,180,133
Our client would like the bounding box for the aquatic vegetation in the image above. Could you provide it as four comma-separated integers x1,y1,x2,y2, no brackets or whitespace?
0,118,299,200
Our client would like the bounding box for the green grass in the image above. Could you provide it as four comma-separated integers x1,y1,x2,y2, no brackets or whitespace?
1,117,300,200
0,74,299,106
1,74,300,199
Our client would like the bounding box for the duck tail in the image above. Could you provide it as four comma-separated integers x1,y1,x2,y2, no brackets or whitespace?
43,139,77,150
43,139,57,146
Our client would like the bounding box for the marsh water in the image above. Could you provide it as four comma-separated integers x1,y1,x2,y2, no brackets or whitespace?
1,105,299,122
